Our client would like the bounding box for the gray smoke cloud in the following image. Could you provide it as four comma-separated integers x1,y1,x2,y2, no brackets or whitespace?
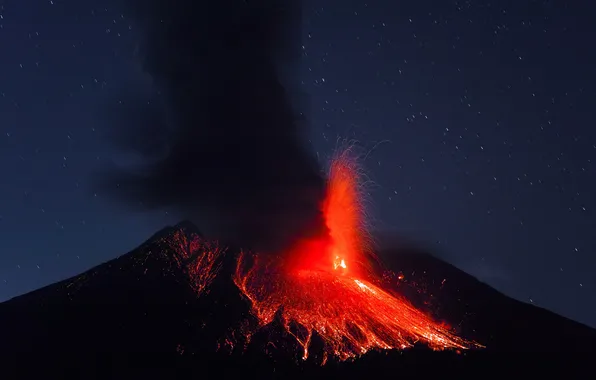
97,0,327,254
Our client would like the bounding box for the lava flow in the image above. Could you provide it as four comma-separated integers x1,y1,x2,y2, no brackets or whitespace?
232,148,478,362
167,229,224,295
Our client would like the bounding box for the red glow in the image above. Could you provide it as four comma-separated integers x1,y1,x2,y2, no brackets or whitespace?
322,147,372,277
231,149,480,362
280,148,372,278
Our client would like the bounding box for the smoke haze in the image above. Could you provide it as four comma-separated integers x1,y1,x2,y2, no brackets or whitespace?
98,0,326,253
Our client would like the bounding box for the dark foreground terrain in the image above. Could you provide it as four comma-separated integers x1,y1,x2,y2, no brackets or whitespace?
0,222,594,379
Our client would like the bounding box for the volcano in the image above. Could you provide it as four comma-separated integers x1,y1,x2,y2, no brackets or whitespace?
1,221,594,379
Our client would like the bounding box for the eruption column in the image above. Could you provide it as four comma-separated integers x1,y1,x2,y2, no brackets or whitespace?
233,150,477,362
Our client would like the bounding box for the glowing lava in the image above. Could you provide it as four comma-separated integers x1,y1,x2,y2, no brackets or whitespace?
234,251,471,362
323,147,372,277
232,148,478,362
167,229,224,295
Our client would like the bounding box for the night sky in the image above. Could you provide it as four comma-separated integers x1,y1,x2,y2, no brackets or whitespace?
1,0,595,328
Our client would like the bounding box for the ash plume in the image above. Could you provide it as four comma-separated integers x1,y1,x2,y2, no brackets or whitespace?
98,0,326,253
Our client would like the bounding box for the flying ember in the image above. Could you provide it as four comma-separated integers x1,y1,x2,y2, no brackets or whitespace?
232,148,478,362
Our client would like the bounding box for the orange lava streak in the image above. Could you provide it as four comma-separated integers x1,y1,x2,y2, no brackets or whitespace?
167,230,223,295
234,252,471,361
233,149,478,362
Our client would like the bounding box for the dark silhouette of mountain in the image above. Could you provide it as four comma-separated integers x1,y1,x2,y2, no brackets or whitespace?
374,234,596,352
0,222,593,379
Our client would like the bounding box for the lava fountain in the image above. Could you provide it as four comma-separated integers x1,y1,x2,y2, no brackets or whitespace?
233,148,478,362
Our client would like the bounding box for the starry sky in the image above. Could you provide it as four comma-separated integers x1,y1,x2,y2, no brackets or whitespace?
1,0,595,327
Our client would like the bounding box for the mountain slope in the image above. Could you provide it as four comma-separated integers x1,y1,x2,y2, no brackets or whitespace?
377,244,596,352
0,223,202,355
0,222,593,379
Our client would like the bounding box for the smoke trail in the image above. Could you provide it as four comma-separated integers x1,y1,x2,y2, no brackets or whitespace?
98,0,326,253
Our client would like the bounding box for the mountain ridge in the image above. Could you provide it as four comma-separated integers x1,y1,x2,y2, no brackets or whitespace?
0,221,593,378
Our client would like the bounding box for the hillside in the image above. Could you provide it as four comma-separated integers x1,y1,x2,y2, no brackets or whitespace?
0,222,593,379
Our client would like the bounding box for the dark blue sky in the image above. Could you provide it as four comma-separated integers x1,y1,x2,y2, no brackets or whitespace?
1,0,595,327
